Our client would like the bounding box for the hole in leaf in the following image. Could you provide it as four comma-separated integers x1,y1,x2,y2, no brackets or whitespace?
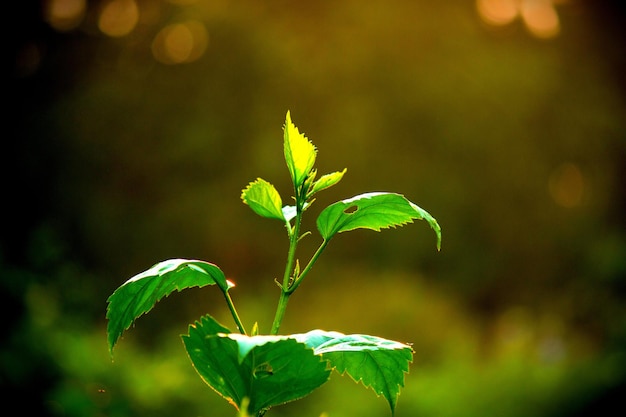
253,362,274,379
343,205,358,214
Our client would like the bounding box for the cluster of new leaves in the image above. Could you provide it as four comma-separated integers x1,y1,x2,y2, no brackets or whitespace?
106,112,441,416
241,112,347,231
241,112,440,248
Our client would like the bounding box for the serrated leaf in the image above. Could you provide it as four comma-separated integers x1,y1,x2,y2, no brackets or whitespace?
317,192,442,250
284,111,316,190
307,169,347,198
241,178,285,221
182,315,331,415
106,259,232,354
294,330,413,415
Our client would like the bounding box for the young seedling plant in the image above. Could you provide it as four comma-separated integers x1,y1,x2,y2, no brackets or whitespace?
106,111,441,417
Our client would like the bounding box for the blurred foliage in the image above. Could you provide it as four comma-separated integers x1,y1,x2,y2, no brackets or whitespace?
4,0,626,416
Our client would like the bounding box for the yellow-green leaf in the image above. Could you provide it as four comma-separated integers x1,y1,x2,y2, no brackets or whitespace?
308,169,347,198
241,178,285,221
283,111,316,189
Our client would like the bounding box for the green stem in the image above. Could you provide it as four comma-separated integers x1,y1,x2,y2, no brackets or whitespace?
286,238,329,295
270,198,304,335
223,291,247,335
270,235,330,335
270,291,289,336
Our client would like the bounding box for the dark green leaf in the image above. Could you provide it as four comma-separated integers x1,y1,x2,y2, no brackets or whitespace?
106,259,232,354
317,192,441,250
182,316,331,415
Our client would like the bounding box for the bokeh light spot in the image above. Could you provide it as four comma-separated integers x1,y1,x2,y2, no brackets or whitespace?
520,0,560,39
477,0,561,38
98,0,139,38
477,0,519,26
548,163,585,208
151,21,209,65
44,0,86,32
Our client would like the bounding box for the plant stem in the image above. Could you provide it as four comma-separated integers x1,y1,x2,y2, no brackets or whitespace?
286,238,329,294
270,291,289,336
270,199,304,335
270,236,331,336
223,291,247,335
269,238,329,335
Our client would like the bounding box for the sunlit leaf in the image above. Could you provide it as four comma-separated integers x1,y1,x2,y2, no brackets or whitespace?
317,192,441,250
284,111,316,190
106,259,232,354
294,330,413,415
307,169,347,198
241,178,285,221
182,315,331,415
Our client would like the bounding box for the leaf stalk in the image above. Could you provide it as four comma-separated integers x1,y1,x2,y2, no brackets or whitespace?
223,290,247,335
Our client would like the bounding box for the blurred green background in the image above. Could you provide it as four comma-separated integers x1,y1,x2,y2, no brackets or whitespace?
4,0,626,416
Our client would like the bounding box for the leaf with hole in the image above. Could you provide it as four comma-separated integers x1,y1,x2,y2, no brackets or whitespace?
182,315,331,415
316,192,441,249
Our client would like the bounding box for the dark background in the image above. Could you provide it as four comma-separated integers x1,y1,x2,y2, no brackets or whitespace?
4,1,625,416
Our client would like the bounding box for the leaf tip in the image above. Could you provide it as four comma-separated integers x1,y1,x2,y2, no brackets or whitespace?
285,110,292,128
107,330,119,359
433,222,442,252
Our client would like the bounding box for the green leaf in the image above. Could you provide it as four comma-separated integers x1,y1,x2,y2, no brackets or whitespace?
316,192,442,250
307,168,347,198
294,330,413,415
241,178,285,221
284,111,316,190
106,259,232,354
182,315,331,415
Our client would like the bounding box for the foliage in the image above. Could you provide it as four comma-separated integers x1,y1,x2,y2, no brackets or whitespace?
106,112,441,416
